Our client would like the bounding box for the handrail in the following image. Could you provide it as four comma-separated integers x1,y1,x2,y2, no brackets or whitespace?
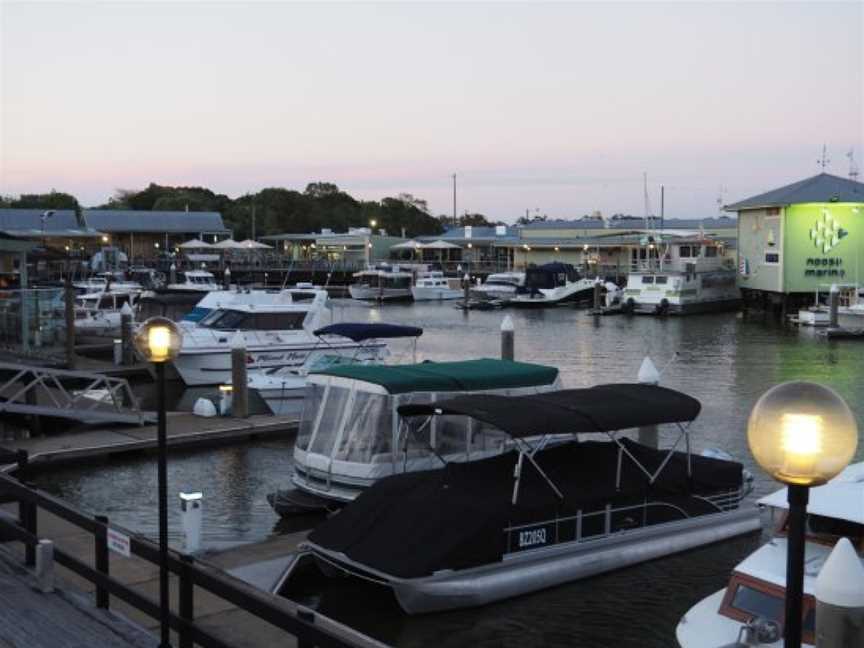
0,454,379,648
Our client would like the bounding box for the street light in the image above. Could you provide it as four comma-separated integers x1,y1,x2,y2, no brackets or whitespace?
40,210,55,247
370,219,377,229
747,381,857,648
133,317,183,648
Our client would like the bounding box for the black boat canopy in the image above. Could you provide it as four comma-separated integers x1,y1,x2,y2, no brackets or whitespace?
397,384,701,438
313,322,423,342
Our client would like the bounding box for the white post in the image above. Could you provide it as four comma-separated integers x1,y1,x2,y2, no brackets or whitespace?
501,315,514,360
816,537,864,647
35,539,55,593
637,356,660,448
120,302,134,366
179,492,203,554
169,263,177,286
224,266,231,290
829,283,840,328
463,273,470,307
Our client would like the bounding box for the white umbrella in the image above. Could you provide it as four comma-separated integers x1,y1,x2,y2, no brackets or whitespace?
212,239,246,249
390,240,424,250
239,239,273,249
423,240,461,249
178,238,214,249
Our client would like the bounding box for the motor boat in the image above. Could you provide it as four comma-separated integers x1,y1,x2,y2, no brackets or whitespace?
73,272,143,295
284,384,760,614
622,237,740,315
676,463,864,648
348,265,414,301
509,263,596,307
163,270,222,293
471,271,525,301
179,285,321,325
411,271,462,301
248,323,423,417
74,290,139,337
170,289,391,386
269,358,562,514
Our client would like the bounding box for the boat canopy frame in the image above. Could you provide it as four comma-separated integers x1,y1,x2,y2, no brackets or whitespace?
396,384,702,505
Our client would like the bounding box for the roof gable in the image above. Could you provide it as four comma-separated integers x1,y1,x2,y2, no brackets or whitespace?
725,173,864,211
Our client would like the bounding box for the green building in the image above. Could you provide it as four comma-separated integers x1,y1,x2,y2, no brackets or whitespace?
726,173,863,310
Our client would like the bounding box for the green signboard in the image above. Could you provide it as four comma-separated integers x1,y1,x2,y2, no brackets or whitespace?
784,203,863,293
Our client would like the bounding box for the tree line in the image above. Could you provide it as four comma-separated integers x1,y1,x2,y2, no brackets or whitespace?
2,184,501,239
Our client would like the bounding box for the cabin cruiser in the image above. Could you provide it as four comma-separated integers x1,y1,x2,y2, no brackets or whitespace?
471,271,525,301
248,323,422,417
268,358,562,514
164,270,221,293
411,271,462,301
171,290,393,386
179,285,321,325
74,290,139,337
348,265,414,301
284,386,759,614
622,237,740,315
509,263,596,307
795,285,864,329
73,272,143,294
676,462,864,648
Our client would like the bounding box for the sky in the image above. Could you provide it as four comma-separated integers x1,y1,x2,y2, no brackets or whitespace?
1,1,862,222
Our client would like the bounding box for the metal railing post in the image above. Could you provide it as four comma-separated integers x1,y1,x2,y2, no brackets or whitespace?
95,515,110,609
179,554,195,648
16,450,36,566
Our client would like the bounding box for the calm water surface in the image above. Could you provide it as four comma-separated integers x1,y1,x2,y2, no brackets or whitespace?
35,302,864,647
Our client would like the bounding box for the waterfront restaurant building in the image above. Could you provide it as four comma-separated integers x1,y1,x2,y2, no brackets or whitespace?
261,228,407,266
725,173,863,311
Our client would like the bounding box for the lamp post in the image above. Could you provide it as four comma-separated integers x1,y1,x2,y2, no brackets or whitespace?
133,317,183,648
747,381,857,648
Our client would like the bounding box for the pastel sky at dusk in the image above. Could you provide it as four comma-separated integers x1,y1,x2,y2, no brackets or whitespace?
1,1,862,222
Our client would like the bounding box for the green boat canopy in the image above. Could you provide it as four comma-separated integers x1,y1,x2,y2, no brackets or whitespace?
310,358,559,394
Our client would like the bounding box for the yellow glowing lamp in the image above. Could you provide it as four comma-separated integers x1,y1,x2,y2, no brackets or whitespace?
133,317,183,364
747,381,857,486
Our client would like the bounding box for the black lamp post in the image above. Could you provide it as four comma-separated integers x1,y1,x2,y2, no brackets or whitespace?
134,317,183,648
747,381,857,648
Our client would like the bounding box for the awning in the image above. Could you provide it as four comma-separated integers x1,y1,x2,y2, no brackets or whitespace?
314,323,423,342
397,384,701,437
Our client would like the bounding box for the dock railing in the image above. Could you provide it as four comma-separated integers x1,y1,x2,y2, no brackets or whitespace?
0,449,382,648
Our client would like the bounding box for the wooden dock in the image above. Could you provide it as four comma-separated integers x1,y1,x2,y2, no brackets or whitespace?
2,413,298,469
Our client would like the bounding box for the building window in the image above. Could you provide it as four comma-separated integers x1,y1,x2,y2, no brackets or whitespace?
767,207,780,216
705,246,718,257
764,252,780,265
679,246,692,258
641,276,655,284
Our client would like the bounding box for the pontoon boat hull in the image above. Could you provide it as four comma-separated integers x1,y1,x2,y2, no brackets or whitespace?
307,507,761,614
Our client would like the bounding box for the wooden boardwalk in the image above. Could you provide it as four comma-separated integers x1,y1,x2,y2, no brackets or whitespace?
0,545,157,648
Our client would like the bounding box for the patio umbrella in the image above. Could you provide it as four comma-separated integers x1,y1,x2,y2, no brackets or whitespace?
211,239,246,249
178,238,214,249
422,240,461,249
239,239,273,249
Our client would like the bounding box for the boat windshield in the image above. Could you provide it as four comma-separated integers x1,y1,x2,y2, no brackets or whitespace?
198,309,307,331
721,574,816,642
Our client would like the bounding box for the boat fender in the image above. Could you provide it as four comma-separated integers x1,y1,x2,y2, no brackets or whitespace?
624,298,635,314
192,398,218,418
657,298,670,314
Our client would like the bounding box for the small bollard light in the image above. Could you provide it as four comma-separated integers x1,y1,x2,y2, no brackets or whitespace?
179,492,203,554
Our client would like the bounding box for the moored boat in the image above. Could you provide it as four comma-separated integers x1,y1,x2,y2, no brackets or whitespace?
411,271,462,301
676,463,864,648
290,384,759,613
349,265,414,301
509,263,596,307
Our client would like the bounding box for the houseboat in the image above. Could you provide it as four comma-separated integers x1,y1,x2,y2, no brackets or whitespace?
349,265,414,301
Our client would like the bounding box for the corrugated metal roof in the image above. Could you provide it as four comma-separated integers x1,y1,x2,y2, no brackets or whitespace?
0,209,86,231
83,210,228,233
725,173,864,211
521,217,737,231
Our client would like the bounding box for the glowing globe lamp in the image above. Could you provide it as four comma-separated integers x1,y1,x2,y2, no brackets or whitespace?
747,381,857,487
133,317,182,364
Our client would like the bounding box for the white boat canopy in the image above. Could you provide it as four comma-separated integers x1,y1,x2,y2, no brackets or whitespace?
757,462,864,524
179,238,214,249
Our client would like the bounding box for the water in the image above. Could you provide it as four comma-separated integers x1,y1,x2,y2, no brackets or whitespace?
34,302,864,647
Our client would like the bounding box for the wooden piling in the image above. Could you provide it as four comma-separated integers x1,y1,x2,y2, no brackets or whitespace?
120,303,134,366
500,315,514,360
231,333,249,419
829,284,840,328
463,273,470,309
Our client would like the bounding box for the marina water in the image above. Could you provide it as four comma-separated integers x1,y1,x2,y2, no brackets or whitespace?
35,302,864,647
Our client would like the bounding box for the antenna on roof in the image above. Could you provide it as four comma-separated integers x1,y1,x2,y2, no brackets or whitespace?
847,148,860,181
817,144,830,171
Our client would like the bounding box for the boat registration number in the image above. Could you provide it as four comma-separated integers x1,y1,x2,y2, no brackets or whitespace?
508,523,555,552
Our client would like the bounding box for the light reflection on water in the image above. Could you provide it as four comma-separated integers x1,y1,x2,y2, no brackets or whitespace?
34,302,864,647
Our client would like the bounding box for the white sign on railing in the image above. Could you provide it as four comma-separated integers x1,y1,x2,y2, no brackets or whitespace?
107,528,131,558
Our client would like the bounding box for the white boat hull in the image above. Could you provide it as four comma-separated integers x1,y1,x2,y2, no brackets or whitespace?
410,286,463,301
510,280,596,307
348,285,412,301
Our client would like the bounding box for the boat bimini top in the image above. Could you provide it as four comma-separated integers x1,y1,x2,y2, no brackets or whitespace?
397,383,703,505
313,323,423,342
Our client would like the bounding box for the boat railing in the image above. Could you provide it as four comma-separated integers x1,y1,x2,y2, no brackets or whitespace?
502,491,746,554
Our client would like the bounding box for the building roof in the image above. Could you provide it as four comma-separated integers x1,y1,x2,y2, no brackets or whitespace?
310,358,559,394
0,208,102,238
521,217,737,231
418,225,519,244
84,210,228,233
725,173,864,211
